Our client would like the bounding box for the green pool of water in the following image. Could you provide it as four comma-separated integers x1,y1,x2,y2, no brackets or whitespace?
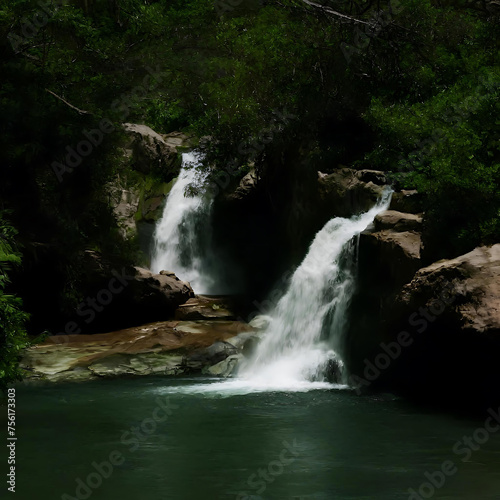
4,377,500,499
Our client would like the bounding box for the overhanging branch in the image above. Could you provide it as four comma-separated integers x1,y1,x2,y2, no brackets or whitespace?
45,89,92,115
300,0,372,25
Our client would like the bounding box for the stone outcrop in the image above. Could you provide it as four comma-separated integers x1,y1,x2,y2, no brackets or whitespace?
345,206,424,382
359,210,423,294
128,267,195,318
317,168,386,218
356,169,387,185
122,123,181,178
175,296,236,321
109,125,194,245
389,189,424,214
226,169,258,201
357,244,500,410
374,210,423,232
395,245,500,338
21,320,257,382
75,255,194,333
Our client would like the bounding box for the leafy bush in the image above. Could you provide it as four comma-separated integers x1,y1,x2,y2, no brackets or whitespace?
0,213,29,389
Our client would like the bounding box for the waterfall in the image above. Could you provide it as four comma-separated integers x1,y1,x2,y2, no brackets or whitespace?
150,152,216,293
239,190,392,387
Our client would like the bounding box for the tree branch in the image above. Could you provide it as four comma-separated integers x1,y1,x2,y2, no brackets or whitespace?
45,89,92,115
299,0,372,25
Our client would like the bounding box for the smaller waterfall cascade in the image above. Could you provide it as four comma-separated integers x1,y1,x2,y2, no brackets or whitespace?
150,152,215,293
239,190,392,387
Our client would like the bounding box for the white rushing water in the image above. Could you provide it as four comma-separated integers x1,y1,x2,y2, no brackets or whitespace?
237,189,393,389
152,168,391,394
150,152,215,293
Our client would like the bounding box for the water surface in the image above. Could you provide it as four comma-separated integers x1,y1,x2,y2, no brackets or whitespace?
5,377,500,499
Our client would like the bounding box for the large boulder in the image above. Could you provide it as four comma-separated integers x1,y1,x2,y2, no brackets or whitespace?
317,168,386,217
129,267,195,315
344,209,423,380
356,169,387,185
389,189,424,214
376,244,500,409
374,210,423,232
359,211,423,294
70,254,194,333
204,354,243,377
122,123,181,179
396,245,500,338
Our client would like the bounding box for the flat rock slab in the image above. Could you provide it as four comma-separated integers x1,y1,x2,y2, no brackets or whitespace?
21,320,253,382
175,296,236,321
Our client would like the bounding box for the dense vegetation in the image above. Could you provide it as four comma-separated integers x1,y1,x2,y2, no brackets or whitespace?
0,0,498,386
0,214,29,389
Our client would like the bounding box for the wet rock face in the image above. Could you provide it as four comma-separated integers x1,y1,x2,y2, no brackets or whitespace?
345,203,424,382
184,341,240,371
317,168,386,218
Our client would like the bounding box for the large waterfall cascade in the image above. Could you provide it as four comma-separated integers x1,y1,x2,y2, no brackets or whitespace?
150,152,216,294
152,156,391,393
238,190,392,388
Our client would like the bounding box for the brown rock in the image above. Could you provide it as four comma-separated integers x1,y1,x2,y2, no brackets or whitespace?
377,244,500,409
317,168,386,217
130,266,194,311
389,189,424,214
356,169,387,185
21,320,254,381
359,229,422,289
228,170,258,201
375,210,423,232
397,244,500,337
123,123,181,178
175,296,236,321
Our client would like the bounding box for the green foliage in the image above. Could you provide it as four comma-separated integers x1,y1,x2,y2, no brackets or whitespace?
364,4,500,257
0,0,499,342
0,213,29,389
